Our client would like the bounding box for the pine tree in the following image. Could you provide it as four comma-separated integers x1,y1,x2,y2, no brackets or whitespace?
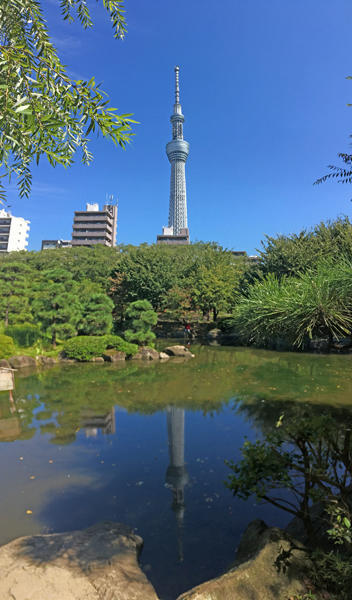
31,269,82,346
124,300,158,346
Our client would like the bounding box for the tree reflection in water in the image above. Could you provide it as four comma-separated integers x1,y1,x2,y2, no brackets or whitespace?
228,398,352,542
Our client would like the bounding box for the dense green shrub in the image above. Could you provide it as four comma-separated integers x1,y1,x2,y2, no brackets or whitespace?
259,217,352,278
103,334,138,356
233,258,352,348
63,336,107,361
5,323,40,347
0,334,16,359
217,316,237,333
124,300,158,346
63,334,138,361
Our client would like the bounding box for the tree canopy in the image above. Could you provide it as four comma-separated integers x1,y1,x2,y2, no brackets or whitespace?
0,0,134,202
258,217,352,278
31,268,82,345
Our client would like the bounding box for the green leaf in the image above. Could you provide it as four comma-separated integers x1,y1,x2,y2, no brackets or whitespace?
14,104,31,113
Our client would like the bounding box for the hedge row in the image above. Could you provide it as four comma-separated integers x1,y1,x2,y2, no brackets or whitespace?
63,335,138,361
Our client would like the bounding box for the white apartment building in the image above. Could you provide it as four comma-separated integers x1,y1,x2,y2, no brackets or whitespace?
0,209,30,253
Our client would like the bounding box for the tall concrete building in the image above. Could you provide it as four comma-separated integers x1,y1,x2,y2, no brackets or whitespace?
71,203,117,247
0,209,30,253
157,66,190,245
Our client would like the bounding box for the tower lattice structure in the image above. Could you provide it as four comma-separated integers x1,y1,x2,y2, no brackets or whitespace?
157,66,190,244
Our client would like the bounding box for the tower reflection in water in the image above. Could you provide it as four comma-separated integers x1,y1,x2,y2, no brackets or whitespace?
165,407,189,562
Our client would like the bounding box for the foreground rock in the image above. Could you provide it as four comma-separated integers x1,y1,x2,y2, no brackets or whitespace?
0,521,159,600
164,345,194,358
8,355,36,369
177,520,311,600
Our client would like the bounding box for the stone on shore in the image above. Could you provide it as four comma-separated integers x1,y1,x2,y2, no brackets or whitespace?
206,328,222,340
0,521,159,600
159,351,170,360
102,350,126,362
8,355,36,369
90,356,105,363
164,345,194,358
177,520,311,600
131,347,160,361
0,359,11,368
36,355,57,366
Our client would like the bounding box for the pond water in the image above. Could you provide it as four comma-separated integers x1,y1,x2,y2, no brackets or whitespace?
1,345,352,599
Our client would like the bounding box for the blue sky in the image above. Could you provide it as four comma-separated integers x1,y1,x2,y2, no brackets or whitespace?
6,0,352,253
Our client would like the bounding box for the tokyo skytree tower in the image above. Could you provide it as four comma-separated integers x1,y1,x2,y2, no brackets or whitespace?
157,66,190,244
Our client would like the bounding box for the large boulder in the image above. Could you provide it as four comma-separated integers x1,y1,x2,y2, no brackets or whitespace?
59,358,76,364
177,520,311,600
332,337,352,352
36,355,57,366
131,347,160,361
102,350,126,362
207,328,222,340
0,521,159,600
164,345,194,358
309,338,330,353
0,359,11,368
8,355,36,369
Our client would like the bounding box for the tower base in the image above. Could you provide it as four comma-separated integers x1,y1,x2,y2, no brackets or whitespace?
157,227,190,245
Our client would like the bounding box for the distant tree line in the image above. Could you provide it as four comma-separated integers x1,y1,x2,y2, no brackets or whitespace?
0,242,246,346
1,217,351,350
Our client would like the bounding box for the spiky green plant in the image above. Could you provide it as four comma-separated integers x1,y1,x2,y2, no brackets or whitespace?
233,258,352,348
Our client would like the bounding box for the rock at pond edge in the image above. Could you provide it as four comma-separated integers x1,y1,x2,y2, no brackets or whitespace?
130,347,160,361
8,356,36,369
0,359,11,368
102,350,127,362
164,345,194,358
177,519,311,600
0,521,159,600
36,355,57,366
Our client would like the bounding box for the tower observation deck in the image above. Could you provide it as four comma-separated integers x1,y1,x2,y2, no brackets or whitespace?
157,66,190,245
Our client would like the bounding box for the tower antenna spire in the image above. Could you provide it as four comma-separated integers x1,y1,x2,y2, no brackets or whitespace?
175,65,180,104
156,65,190,244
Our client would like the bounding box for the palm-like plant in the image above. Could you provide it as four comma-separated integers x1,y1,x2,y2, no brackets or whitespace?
233,258,352,348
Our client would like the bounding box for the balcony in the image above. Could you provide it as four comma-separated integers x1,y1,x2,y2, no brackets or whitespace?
71,239,111,247
73,224,112,232
72,232,111,240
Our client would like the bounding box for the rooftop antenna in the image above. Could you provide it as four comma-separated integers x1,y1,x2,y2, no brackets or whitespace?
105,193,118,206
